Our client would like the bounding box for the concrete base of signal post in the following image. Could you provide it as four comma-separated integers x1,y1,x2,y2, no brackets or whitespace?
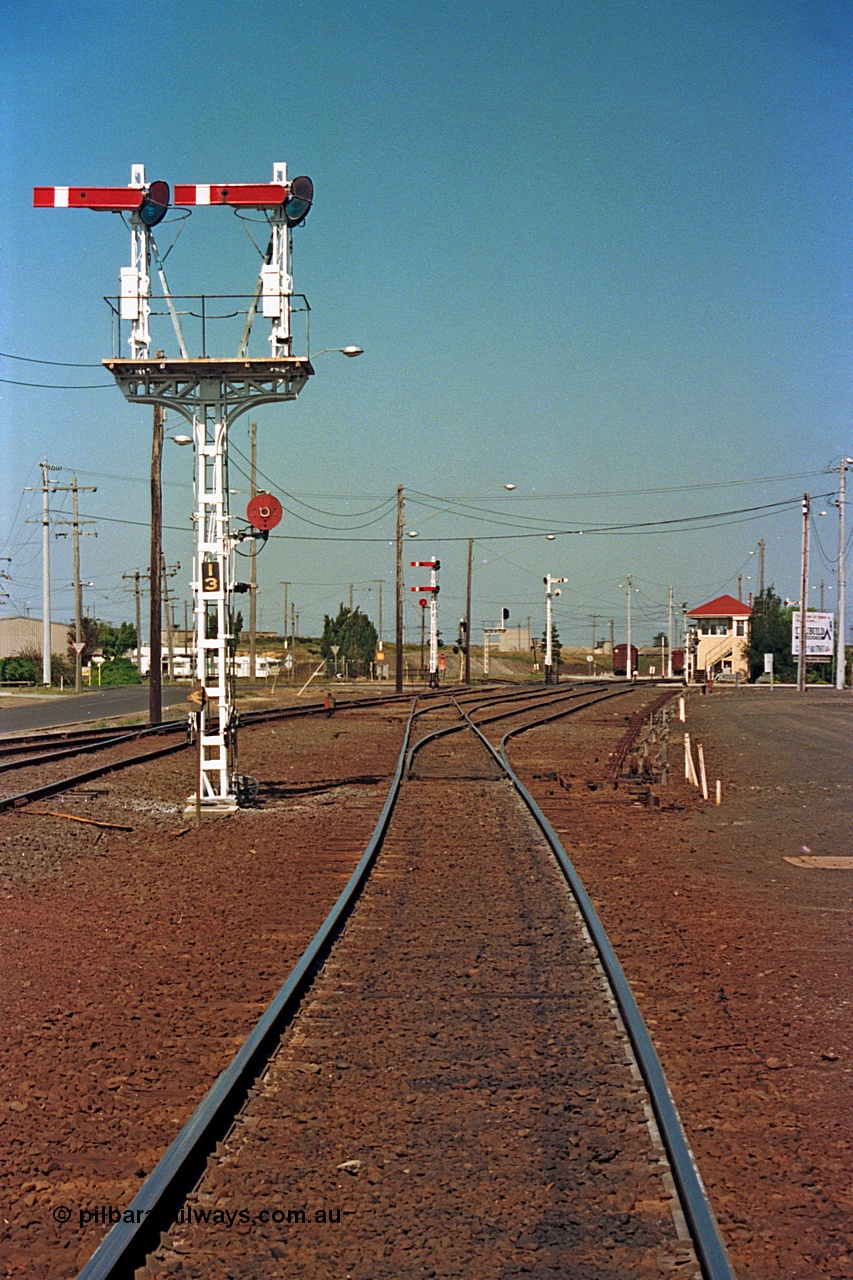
182,796,239,820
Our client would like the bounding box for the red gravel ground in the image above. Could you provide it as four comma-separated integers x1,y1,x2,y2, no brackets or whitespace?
1,686,851,1279
0,710,405,1278
516,685,853,1280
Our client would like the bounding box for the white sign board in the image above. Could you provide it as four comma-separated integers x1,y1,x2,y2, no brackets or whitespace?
791,611,834,658
764,653,774,673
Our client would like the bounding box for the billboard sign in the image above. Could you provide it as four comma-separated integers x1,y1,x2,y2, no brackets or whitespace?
791,611,834,658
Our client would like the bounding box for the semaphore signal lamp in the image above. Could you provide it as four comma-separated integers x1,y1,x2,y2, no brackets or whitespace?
284,175,314,226
139,180,170,227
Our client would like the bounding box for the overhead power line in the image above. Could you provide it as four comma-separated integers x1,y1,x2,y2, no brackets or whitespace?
0,377,113,390
0,350,105,368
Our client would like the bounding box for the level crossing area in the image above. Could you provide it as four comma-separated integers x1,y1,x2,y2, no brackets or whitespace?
0,682,850,1279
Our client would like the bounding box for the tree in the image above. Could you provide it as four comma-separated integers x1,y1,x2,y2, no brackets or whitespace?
100,621,137,660
746,587,795,682
540,624,562,662
652,631,668,648
67,616,101,663
320,605,378,676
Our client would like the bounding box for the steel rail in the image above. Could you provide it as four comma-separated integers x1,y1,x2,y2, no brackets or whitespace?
402,689,735,1276
0,695,407,810
0,738,192,815
0,723,183,775
73,684,725,1278
0,719,185,756
74,700,418,1280
405,683,635,772
0,683,612,817
453,708,736,1280
609,688,679,779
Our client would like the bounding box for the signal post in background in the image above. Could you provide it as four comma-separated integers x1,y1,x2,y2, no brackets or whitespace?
411,558,440,687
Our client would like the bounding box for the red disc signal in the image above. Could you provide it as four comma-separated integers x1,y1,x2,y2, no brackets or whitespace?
418,598,428,608
246,492,283,531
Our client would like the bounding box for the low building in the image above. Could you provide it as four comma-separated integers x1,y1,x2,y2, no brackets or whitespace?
495,623,532,653
0,616,70,660
685,594,752,681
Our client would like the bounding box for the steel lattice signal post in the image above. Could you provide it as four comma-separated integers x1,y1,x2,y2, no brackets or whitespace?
35,162,318,811
411,559,440,687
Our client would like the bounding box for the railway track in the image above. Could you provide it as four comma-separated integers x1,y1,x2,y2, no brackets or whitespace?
0,681,614,815
69,684,730,1280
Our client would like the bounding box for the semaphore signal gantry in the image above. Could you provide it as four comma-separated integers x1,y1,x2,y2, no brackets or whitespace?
34,161,353,813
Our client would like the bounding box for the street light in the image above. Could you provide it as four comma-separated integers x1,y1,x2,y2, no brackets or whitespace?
311,345,364,359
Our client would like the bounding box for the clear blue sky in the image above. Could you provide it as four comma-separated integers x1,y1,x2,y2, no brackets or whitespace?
2,0,851,647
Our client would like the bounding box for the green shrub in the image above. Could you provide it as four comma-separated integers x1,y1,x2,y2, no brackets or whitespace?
98,657,142,685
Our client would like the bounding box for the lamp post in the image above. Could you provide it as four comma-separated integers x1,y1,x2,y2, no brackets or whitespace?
311,345,363,359
618,577,633,679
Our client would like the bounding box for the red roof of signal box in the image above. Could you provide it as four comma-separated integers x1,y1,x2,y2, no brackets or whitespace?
686,594,752,618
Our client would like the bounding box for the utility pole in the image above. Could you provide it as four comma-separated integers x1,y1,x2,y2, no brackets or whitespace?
349,583,354,612
374,579,384,647
54,474,97,693
150,398,164,723
609,618,614,663
161,555,180,681
38,458,65,685
122,570,143,673
465,537,473,685
26,458,62,685
41,458,51,686
758,539,765,596
249,421,258,682
395,485,404,693
626,575,633,679
797,494,810,693
837,459,850,690
667,586,674,679
281,581,290,652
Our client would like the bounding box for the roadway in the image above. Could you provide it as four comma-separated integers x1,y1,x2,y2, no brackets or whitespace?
0,684,190,735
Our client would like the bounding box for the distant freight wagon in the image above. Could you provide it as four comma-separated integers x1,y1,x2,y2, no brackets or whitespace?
612,643,638,677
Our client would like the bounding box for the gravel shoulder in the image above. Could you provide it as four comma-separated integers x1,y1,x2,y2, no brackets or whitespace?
518,684,853,1280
